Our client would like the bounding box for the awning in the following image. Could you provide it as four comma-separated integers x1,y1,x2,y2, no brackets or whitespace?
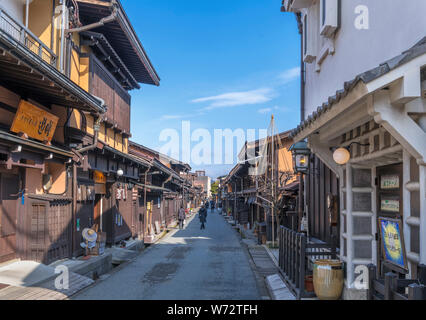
0,130,74,159
26,194,72,203
103,145,151,168
134,183,172,193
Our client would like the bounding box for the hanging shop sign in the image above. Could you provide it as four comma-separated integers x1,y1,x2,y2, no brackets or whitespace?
93,170,106,184
381,198,400,213
116,187,122,200
11,100,59,142
380,175,399,190
378,217,408,272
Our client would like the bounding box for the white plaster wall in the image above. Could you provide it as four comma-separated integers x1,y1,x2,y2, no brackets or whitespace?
196,175,212,198
303,0,426,118
0,0,25,24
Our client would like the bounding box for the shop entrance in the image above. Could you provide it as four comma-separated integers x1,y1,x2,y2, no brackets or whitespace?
0,173,19,263
376,163,404,275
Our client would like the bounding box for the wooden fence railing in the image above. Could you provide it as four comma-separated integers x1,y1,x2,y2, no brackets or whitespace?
278,225,337,299
367,265,425,300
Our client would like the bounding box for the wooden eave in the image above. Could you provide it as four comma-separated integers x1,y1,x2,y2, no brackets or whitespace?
0,130,74,159
76,0,160,86
0,36,105,114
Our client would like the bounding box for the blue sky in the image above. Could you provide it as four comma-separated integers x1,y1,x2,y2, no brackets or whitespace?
122,0,301,178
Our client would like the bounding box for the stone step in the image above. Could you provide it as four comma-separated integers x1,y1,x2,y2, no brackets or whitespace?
0,271,94,300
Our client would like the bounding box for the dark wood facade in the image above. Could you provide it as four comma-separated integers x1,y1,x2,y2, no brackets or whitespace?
305,154,340,247
89,54,131,134
0,0,164,268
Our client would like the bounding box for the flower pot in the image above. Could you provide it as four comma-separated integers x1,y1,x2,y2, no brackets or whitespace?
304,275,314,292
313,259,344,300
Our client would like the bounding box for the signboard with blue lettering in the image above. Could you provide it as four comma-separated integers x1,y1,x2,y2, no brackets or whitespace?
379,217,408,272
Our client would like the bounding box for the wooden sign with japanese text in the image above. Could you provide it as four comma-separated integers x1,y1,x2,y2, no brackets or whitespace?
11,100,59,142
93,170,106,184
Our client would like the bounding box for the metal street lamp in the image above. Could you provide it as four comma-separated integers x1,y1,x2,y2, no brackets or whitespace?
289,140,311,174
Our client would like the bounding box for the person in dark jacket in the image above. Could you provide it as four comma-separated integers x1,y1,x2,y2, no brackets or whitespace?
178,206,185,229
199,206,207,230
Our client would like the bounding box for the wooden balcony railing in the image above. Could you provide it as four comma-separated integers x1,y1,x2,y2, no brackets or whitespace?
0,6,57,66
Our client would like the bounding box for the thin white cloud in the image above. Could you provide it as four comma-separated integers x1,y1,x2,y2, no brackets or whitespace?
278,67,300,84
192,88,275,111
274,105,291,112
160,114,185,120
258,107,272,114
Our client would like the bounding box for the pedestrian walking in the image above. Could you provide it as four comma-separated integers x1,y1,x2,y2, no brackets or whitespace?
200,211,207,230
199,205,207,230
178,206,186,229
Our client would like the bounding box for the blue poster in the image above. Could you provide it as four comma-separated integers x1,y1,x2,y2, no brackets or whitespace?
379,218,407,270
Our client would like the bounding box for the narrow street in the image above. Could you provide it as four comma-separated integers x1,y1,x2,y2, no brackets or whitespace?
73,210,262,300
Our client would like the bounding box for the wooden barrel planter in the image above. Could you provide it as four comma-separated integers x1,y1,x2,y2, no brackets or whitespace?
313,260,344,300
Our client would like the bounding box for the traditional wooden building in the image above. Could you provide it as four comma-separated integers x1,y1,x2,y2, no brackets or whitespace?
128,141,196,244
0,0,160,264
222,130,295,242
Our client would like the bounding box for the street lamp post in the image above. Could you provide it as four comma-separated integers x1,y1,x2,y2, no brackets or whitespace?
289,141,311,233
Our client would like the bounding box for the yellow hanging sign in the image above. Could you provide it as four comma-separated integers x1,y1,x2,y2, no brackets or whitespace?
11,100,59,142
93,170,106,184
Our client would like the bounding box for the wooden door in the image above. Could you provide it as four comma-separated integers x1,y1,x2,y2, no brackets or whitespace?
0,173,19,263
376,163,403,274
46,203,72,264
29,203,47,263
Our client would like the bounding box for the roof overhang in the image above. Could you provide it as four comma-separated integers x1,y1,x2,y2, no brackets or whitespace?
294,50,426,170
0,129,74,161
292,38,426,144
134,183,172,193
76,0,160,86
152,158,183,182
281,0,315,12
80,31,140,90
0,29,105,114
103,145,151,168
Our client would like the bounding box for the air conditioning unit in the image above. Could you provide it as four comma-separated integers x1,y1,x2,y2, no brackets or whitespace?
320,0,340,38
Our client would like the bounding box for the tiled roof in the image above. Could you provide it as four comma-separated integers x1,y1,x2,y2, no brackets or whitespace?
291,36,426,138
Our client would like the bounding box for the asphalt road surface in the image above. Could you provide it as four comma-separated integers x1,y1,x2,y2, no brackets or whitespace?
73,209,261,300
